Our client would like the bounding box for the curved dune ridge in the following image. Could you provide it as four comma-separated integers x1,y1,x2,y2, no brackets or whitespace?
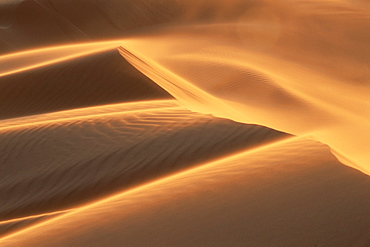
0,43,171,119
0,0,369,246
118,0,370,174
1,137,370,246
0,40,123,77
0,100,288,235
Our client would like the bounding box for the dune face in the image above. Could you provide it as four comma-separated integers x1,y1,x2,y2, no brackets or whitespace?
0,100,287,224
0,46,171,119
1,0,369,246
118,0,370,174
2,137,370,247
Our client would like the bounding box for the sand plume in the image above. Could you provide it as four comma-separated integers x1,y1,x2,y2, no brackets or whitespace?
118,0,370,174
1,0,369,246
0,0,182,54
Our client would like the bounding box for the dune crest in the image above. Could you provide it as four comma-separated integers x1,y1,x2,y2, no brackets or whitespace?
0,46,171,120
119,0,370,174
1,0,369,246
0,100,287,231
1,136,370,246
0,40,123,77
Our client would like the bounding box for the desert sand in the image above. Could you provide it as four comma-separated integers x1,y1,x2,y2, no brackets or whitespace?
0,0,369,246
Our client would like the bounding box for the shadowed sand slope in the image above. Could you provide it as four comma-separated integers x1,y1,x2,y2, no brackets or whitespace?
0,100,287,228
0,47,171,119
1,137,369,247
1,0,369,246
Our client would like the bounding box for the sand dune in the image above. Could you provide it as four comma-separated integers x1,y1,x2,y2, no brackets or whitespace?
1,137,370,246
118,0,370,174
0,100,287,235
1,0,369,246
0,40,123,77
0,46,170,119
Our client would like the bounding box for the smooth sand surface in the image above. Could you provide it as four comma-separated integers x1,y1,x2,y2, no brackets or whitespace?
0,45,170,119
1,0,369,246
1,137,370,247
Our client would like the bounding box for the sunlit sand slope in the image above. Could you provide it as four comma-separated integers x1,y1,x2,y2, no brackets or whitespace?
1,137,369,247
0,46,170,119
0,40,123,77
0,212,63,240
0,100,287,232
1,0,369,246
119,0,370,174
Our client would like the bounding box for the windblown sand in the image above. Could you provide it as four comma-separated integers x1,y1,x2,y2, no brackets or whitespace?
1,0,369,246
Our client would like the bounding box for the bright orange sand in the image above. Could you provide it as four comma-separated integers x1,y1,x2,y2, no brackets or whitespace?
1,0,369,246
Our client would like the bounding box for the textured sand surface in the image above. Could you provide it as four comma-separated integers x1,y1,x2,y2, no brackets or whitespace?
1,0,369,246
2,137,370,246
